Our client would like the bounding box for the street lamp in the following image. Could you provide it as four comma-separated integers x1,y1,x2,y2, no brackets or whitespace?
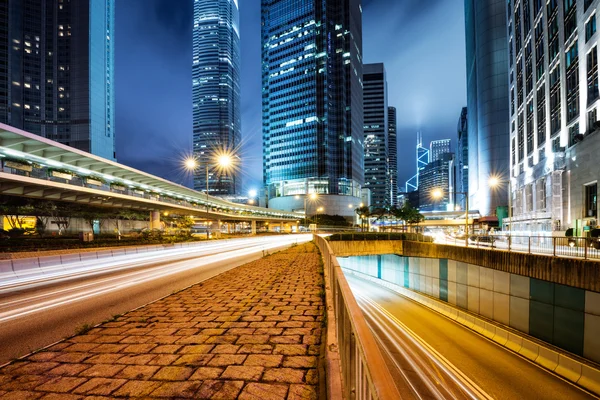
489,175,512,235
184,153,236,238
295,192,318,225
433,188,469,246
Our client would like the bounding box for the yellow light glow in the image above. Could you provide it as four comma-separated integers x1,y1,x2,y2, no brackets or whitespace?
217,154,233,168
360,202,364,207
489,176,500,188
431,188,443,199
310,193,317,200
184,157,197,170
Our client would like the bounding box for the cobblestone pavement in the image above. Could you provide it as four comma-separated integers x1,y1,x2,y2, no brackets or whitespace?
0,243,324,399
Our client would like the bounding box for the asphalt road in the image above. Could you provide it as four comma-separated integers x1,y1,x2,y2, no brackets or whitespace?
346,273,597,400
0,235,312,365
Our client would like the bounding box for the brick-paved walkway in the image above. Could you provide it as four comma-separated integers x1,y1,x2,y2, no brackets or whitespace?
0,243,324,399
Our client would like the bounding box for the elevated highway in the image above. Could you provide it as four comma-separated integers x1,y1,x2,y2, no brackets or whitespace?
0,123,301,224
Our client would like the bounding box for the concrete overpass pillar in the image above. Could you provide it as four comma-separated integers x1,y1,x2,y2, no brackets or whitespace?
149,211,161,230
215,219,222,238
251,221,257,235
227,223,231,234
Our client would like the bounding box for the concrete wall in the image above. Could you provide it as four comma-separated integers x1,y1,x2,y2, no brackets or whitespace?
338,254,600,363
329,240,600,292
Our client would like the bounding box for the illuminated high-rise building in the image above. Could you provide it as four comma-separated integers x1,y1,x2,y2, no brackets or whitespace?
388,106,398,207
192,0,241,195
0,0,115,159
464,0,509,216
261,0,364,217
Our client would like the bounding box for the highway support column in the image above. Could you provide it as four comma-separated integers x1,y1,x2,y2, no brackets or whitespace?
149,211,161,230
251,221,257,235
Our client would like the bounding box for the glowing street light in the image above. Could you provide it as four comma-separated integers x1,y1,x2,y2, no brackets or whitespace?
489,175,512,235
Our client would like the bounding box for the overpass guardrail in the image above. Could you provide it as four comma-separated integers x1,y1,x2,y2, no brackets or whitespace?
437,234,600,260
313,234,401,399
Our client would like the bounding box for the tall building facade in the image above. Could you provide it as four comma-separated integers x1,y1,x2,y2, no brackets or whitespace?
465,0,510,216
388,106,398,207
405,132,429,192
457,107,469,210
192,0,241,195
363,63,389,209
430,139,451,162
0,0,115,160
261,0,364,218
419,152,454,211
507,0,600,234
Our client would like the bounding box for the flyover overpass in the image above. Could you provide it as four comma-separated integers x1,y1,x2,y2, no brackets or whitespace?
0,123,302,226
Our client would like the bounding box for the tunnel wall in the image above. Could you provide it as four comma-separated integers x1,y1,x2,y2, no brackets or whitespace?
332,241,600,363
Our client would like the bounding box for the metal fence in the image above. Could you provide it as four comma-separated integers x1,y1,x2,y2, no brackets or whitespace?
440,234,600,260
314,234,400,400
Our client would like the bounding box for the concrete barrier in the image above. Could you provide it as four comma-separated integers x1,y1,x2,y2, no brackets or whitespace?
0,260,15,279
95,250,114,259
79,252,98,261
518,338,540,361
506,332,523,353
12,258,41,278
38,256,65,274
60,254,81,265
492,328,509,346
535,347,560,371
556,354,583,383
125,248,138,255
111,249,125,256
578,365,600,394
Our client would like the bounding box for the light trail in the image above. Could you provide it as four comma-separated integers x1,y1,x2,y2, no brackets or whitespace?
0,235,311,323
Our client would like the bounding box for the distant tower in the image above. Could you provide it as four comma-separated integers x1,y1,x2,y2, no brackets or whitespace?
388,106,398,207
0,0,115,160
405,132,429,192
192,0,241,195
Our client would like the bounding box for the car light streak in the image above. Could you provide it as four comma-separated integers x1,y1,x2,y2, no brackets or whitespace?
0,235,310,324
354,289,494,400
1,235,310,292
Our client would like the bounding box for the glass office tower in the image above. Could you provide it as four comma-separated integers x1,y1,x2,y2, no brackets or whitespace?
464,0,509,217
363,63,389,209
261,0,364,217
0,0,115,160
192,0,241,195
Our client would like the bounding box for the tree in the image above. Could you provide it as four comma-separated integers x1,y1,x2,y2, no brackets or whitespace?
355,206,370,232
0,197,35,231
402,203,424,231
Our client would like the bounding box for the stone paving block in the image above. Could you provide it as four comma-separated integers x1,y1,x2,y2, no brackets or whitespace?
221,365,264,381
114,365,159,380
211,344,241,354
150,381,202,398
151,366,194,381
288,384,318,400
189,366,223,380
197,380,244,399
238,382,289,400
263,367,305,384
36,377,87,393
0,391,44,400
207,354,247,367
71,377,126,395
47,363,90,377
112,380,161,397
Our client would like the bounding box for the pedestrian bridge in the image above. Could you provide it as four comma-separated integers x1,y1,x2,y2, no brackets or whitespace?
0,123,301,223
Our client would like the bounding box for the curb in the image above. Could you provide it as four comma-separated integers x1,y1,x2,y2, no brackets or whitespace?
343,268,600,397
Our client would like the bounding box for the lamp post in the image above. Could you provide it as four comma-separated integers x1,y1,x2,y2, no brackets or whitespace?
184,154,235,238
295,192,318,227
433,188,469,247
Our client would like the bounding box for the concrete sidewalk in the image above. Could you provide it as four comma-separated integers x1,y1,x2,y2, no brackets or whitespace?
0,243,324,399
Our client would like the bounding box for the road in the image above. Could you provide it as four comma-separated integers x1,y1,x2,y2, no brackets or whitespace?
0,234,311,365
346,273,596,400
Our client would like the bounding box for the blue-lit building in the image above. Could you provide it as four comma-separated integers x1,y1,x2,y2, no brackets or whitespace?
464,0,509,217
192,0,241,195
0,0,115,160
261,0,364,218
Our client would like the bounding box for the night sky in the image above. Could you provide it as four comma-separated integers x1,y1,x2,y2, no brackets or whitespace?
115,0,466,194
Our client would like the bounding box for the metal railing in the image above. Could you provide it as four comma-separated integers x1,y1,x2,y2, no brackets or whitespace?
314,234,401,400
439,233,600,260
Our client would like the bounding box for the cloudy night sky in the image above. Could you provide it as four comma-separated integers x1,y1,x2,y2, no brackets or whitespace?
116,0,466,193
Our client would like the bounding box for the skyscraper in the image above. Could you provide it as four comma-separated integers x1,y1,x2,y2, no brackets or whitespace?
507,0,600,234
388,106,398,207
192,0,241,195
363,63,389,209
0,0,115,160
430,139,451,162
457,107,469,210
261,0,364,218
464,0,510,216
